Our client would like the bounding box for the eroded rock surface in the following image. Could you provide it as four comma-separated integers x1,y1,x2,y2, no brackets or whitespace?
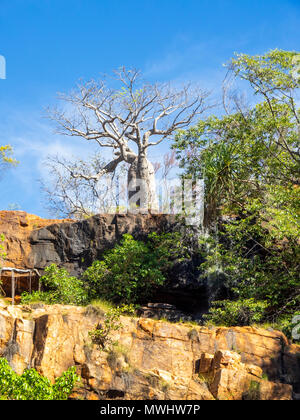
0,210,72,269
0,211,72,297
1,211,199,281
0,301,299,400
28,213,194,278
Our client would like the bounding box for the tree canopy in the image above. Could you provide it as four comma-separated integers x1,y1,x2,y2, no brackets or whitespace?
173,49,300,333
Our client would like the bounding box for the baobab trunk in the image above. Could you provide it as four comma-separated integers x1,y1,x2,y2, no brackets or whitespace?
128,154,159,213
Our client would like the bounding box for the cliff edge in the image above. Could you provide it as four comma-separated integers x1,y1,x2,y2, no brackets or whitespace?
0,301,299,400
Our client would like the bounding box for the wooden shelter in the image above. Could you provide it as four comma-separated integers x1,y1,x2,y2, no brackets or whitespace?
0,267,41,305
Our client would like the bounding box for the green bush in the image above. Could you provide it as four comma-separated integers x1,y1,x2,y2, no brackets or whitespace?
0,358,79,400
20,290,52,305
88,304,135,350
21,264,88,306
269,312,300,342
83,232,187,304
203,298,269,326
174,49,300,327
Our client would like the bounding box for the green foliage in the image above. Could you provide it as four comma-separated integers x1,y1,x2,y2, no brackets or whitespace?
0,358,79,400
21,264,88,306
84,299,116,316
88,304,135,350
204,299,269,327
83,232,187,304
0,234,6,267
230,49,299,95
243,380,261,400
20,231,187,308
199,203,299,325
20,291,52,305
0,145,18,166
174,102,299,222
173,49,300,328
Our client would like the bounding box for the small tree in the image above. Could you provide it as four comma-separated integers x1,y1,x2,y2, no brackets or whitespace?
88,305,134,350
21,264,88,306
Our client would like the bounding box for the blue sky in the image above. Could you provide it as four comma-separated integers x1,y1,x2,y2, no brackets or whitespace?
0,0,299,217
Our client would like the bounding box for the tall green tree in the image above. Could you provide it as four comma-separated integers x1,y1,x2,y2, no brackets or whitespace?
173,50,300,330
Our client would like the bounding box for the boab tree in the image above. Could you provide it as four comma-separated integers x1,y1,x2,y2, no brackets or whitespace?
48,68,209,212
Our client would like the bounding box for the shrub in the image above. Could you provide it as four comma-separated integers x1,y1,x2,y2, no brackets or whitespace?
243,381,261,400
0,358,79,400
267,311,300,342
83,232,187,304
21,264,88,306
203,298,269,326
88,304,135,350
20,291,52,305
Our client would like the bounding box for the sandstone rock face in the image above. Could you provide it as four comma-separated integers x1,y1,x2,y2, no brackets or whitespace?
1,211,204,313
0,301,298,400
0,211,72,269
0,211,72,297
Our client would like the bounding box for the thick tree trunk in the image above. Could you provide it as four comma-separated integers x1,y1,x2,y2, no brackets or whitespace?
128,154,158,213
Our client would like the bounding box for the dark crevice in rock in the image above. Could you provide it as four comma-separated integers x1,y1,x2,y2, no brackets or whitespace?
106,389,125,399
31,315,49,369
1,319,19,362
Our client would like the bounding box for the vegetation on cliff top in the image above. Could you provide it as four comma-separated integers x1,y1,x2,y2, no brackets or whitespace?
21,264,89,306
21,231,189,306
83,232,188,304
174,49,300,336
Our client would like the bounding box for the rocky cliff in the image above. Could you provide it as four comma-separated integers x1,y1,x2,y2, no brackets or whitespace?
0,210,72,269
27,213,198,280
0,300,299,400
1,211,204,314
0,211,186,273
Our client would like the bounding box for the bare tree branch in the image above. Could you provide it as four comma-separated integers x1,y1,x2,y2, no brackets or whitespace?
46,67,211,211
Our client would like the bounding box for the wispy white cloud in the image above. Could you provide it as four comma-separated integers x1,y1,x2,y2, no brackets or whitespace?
0,106,106,173
0,105,113,214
